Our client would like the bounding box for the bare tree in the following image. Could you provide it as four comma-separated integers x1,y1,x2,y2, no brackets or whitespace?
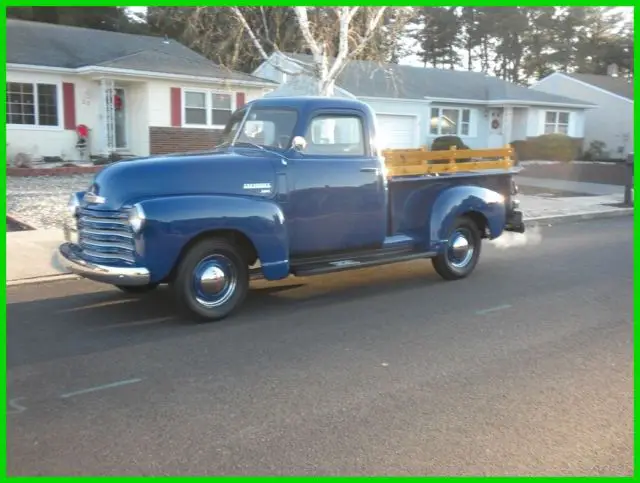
232,6,393,95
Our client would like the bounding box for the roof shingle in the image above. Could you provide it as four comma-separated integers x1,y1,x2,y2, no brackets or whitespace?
563,72,633,100
7,19,274,84
282,53,593,107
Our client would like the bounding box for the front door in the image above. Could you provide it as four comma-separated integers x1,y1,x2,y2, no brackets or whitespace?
113,87,127,149
285,110,387,257
487,108,504,148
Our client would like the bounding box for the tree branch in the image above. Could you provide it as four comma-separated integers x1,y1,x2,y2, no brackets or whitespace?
230,6,299,76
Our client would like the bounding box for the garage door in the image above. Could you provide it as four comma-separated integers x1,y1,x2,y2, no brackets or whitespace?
375,114,417,149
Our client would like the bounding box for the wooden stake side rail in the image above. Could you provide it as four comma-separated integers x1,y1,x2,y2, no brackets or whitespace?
383,145,514,178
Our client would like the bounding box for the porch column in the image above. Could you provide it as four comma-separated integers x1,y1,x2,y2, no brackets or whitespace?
503,105,514,145
100,78,116,156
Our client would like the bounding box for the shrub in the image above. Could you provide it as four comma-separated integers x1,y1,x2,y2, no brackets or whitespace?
12,152,33,168
582,140,607,161
430,135,469,151
430,136,471,163
510,133,580,162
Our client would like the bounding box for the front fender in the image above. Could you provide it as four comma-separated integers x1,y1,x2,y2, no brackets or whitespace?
428,186,506,251
136,195,289,282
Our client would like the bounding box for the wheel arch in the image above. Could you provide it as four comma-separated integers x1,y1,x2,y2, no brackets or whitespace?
427,185,506,251
163,228,259,284
135,194,290,283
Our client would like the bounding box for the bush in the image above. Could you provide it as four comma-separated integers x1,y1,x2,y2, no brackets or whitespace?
430,135,469,151
581,140,607,161
510,133,580,162
430,136,471,163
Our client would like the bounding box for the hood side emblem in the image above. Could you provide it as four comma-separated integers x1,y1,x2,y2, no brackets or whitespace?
243,182,272,194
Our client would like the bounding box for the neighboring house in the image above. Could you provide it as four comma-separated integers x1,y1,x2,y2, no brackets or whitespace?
531,71,634,158
6,19,276,160
253,52,595,150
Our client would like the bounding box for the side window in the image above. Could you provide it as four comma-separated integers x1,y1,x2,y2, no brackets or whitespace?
306,115,365,156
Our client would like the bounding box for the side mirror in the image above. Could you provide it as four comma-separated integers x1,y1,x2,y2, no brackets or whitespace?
291,136,307,152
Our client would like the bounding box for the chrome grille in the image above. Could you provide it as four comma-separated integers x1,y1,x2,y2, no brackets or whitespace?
77,208,135,264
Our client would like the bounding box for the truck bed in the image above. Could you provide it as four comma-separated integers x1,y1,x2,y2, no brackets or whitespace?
382,146,518,237
383,145,514,179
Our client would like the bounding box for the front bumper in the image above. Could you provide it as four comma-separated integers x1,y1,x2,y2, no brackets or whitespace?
504,209,525,233
57,242,150,286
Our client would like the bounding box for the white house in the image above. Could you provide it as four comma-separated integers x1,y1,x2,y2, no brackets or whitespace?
531,71,634,158
6,19,276,161
252,52,595,150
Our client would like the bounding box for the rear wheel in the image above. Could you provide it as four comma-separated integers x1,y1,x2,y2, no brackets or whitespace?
115,283,159,294
172,238,249,322
432,216,482,280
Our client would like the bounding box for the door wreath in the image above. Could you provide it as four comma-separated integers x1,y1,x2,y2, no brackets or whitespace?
491,119,500,130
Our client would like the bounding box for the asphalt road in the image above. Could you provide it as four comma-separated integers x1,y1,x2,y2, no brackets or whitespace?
7,217,634,476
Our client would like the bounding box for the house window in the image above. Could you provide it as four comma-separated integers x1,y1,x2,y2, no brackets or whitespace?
6,82,59,127
306,115,365,156
544,111,570,134
183,89,233,128
430,107,471,136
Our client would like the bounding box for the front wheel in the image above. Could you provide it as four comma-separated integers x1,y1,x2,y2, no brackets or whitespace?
172,238,249,322
432,216,482,280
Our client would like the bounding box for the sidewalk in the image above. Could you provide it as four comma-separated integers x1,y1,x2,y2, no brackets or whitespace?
6,185,633,285
516,176,623,196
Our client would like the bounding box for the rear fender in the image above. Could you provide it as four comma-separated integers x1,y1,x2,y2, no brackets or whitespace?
135,195,289,282
427,186,506,252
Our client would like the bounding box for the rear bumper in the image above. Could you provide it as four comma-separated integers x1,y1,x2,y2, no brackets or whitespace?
57,242,150,286
504,210,525,233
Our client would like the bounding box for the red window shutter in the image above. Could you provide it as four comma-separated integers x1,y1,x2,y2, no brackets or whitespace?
170,87,182,127
236,92,246,109
62,82,76,130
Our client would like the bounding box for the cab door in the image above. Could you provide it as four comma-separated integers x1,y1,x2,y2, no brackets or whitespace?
285,108,387,256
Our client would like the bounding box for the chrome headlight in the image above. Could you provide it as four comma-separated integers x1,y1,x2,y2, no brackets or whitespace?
67,193,81,216
128,203,146,233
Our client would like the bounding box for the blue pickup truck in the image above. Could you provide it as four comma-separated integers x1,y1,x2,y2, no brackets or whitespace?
58,96,524,321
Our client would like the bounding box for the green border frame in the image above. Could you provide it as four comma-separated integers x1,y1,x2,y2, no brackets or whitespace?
2,1,637,480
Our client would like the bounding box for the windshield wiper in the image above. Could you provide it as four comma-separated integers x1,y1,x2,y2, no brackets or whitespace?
233,140,268,152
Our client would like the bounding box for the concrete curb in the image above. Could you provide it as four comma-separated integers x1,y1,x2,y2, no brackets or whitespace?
7,274,79,287
7,213,36,231
525,207,633,225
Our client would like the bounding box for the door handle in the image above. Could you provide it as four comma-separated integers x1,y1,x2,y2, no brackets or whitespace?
360,167,379,174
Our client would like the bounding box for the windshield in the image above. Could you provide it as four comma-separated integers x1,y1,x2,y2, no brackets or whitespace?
218,106,298,150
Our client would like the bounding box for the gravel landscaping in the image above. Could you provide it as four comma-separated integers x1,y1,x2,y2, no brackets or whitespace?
7,174,94,230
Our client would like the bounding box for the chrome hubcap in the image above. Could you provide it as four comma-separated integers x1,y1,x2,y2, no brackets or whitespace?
448,229,474,269
200,266,226,295
193,255,237,308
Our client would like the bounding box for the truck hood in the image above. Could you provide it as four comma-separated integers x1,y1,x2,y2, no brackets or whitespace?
87,149,279,210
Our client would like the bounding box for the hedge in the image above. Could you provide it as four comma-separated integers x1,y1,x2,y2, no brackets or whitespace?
510,133,581,162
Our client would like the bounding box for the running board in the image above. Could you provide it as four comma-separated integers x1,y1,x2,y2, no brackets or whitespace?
290,250,436,277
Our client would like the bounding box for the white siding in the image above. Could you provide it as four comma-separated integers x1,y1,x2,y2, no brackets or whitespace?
424,103,484,149
353,98,490,149
511,107,529,140
6,70,98,159
6,69,269,160
146,79,266,128
532,74,633,157
526,106,586,139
